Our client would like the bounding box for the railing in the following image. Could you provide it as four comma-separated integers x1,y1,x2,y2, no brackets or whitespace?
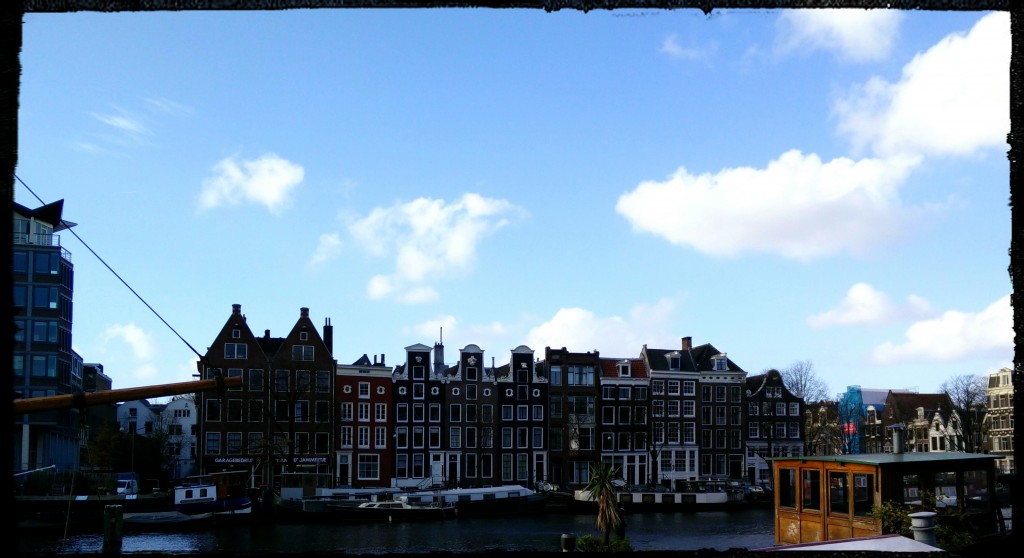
13,232,72,262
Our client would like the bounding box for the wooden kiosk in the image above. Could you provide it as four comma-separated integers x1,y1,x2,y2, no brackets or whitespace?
770,452,1002,546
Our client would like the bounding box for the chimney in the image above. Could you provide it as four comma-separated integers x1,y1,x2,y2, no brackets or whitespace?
373,354,378,365
264,329,271,339
381,354,386,367
682,336,692,350
323,317,333,355
434,342,445,377
891,424,904,454
301,307,309,319
232,303,242,316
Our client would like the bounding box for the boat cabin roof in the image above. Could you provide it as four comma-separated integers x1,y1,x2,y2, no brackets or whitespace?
769,452,1000,467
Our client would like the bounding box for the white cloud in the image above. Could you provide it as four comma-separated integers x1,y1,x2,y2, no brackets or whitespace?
660,34,709,61
144,97,194,116
308,233,343,270
92,108,151,137
808,282,936,327
100,323,156,360
776,9,903,63
524,299,677,358
833,12,1009,159
871,294,1013,364
616,150,919,261
350,193,524,303
199,153,304,213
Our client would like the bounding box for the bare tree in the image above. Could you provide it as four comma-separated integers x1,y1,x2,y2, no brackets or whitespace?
778,361,830,404
939,373,988,452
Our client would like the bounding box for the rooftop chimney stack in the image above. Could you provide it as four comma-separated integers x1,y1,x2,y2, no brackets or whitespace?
301,307,309,319
682,337,692,351
232,303,241,316
323,317,333,356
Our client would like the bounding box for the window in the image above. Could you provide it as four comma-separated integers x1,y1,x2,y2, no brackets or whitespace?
450,404,462,422
358,402,370,421
358,426,370,448
224,343,247,359
532,427,543,448
358,382,370,398
205,432,221,454
357,454,380,480
295,400,309,422
429,426,441,448
668,400,680,417
502,428,513,448
829,471,849,516
375,403,387,422
502,405,513,420
227,432,242,454
413,403,424,421
294,369,310,391
567,365,594,386
316,400,330,423
618,386,631,400
789,402,800,416
450,427,462,448
429,403,441,422
602,406,615,425
292,345,314,361
618,362,630,377
316,432,329,454
206,399,222,422
275,370,289,392
316,370,330,392
668,380,680,396
683,422,695,444
340,402,353,421
375,426,387,448
802,470,821,511
549,365,561,386
466,384,478,400
602,386,616,400
652,380,665,395
232,328,240,339
413,383,424,399
683,400,695,417
250,369,264,391
517,405,529,421
395,427,408,448
532,405,544,420
228,399,243,421
683,381,695,396
249,400,264,422
247,432,263,453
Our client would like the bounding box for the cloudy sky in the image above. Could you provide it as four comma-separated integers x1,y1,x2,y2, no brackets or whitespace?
15,8,1012,398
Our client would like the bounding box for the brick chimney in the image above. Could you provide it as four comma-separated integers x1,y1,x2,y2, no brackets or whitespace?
323,317,333,355
300,307,309,319
682,336,692,350
232,303,241,316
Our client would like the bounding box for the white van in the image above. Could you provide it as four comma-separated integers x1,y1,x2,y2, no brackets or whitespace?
115,473,139,495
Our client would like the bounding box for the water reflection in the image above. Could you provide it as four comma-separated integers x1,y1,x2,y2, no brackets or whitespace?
18,509,776,554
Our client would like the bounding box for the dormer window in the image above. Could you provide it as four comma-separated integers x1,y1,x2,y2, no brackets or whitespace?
714,356,727,371
617,360,630,377
667,352,681,370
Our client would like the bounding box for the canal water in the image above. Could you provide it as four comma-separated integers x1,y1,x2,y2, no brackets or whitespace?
16,508,776,554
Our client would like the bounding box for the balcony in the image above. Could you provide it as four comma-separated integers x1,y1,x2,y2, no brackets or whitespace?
13,232,72,262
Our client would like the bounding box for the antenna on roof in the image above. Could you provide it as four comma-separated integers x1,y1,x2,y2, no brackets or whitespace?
440,326,443,345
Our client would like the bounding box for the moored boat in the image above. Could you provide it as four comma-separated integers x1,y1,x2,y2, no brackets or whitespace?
123,472,253,530
398,484,549,516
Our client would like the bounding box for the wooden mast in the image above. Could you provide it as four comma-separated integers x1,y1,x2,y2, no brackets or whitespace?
12,376,242,414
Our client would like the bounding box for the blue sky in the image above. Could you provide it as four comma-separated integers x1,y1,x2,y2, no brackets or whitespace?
15,8,1012,399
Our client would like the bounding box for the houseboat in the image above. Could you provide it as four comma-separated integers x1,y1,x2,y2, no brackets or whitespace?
768,450,1005,548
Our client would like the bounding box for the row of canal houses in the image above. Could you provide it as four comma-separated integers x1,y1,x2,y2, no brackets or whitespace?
196,304,804,492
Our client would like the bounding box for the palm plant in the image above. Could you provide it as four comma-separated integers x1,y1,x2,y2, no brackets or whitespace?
584,461,624,546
